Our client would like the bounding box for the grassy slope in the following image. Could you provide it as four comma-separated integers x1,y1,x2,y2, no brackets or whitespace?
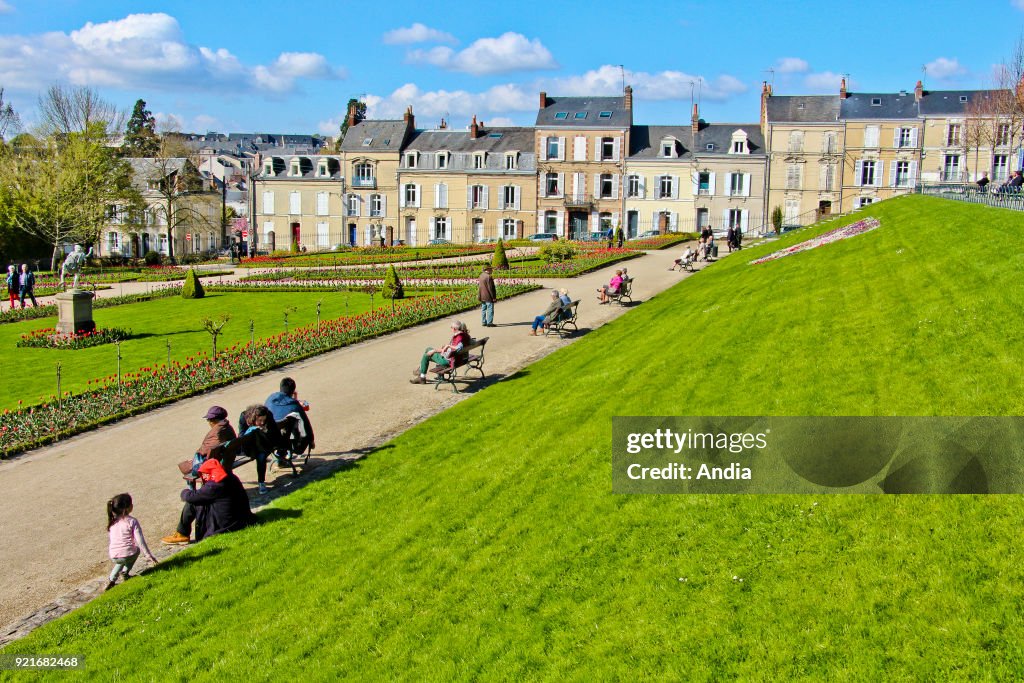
6,195,1024,680
0,291,425,411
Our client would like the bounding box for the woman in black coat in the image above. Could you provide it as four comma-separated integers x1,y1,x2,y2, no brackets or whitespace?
181,459,255,540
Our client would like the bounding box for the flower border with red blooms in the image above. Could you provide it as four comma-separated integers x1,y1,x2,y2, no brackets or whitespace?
16,327,132,349
749,218,881,266
0,283,537,458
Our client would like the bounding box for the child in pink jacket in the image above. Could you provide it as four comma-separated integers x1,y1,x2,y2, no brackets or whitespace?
106,493,158,591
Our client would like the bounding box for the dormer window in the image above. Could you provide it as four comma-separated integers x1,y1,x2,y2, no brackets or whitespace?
405,152,418,169
659,138,677,158
871,98,882,106
317,162,329,177
473,153,486,170
263,160,273,175
959,95,968,103
289,160,300,176
554,112,569,120
362,138,373,146
599,111,613,119
505,152,518,170
436,152,449,169
729,129,750,154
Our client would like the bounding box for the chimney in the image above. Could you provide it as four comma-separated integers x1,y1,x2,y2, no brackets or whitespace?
346,101,358,130
840,78,848,100
539,91,548,109
403,105,415,129
470,115,479,139
691,103,700,137
914,79,923,103
624,85,633,111
439,118,447,130
760,81,772,129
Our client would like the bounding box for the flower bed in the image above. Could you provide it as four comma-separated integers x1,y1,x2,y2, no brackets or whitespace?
239,249,640,282
236,244,496,268
0,288,182,325
16,327,132,349
0,283,537,458
750,218,881,265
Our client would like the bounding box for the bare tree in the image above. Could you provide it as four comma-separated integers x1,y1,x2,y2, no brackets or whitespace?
37,85,124,138
0,88,20,141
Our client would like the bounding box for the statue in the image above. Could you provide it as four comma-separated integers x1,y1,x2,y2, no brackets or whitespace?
60,244,93,290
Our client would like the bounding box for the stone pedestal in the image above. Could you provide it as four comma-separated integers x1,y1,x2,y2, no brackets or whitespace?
55,290,96,335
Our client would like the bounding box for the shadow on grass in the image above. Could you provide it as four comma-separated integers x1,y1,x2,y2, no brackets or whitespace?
257,508,303,524
147,547,224,573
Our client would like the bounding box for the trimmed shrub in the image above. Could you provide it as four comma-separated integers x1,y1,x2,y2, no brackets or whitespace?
290,241,300,254
381,264,405,300
143,250,162,266
181,268,205,299
537,241,577,263
492,239,509,270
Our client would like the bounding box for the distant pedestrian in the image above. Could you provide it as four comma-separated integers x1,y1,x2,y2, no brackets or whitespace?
105,493,158,591
615,227,624,249
726,226,736,253
478,265,497,327
977,173,990,191
18,264,36,308
5,265,17,310
606,226,614,249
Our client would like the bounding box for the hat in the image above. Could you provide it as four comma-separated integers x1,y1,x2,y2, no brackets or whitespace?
197,458,228,483
203,405,228,421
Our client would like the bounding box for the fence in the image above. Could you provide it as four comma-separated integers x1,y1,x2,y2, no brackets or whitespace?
917,183,1024,211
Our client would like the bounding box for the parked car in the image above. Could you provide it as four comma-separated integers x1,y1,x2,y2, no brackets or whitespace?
629,230,661,240
477,237,498,244
427,238,451,245
528,233,558,242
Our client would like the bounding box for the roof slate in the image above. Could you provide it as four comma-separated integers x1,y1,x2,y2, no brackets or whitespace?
339,120,409,152
765,95,840,123
536,96,631,128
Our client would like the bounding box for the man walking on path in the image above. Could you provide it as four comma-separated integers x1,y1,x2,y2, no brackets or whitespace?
478,265,497,328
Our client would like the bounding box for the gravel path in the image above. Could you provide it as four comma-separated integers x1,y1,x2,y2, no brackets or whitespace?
0,244,717,643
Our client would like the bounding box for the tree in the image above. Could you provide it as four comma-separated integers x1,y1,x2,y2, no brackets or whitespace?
0,124,140,270
492,238,509,269
123,99,159,157
771,206,783,235
381,264,404,301
335,98,366,150
37,85,123,138
201,314,229,357
0,88,20,141
182,268,205,298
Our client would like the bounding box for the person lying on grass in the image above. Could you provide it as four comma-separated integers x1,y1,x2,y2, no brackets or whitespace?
411,320,471,384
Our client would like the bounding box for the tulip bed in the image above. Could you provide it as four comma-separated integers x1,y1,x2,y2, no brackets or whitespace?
0,282,536,457
16,326,132,349
236,244,496,268
0,288,181,325
239,249,641,283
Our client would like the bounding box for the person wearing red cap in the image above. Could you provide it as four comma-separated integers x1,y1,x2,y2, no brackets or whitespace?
161,406,238,545
164,457,255,544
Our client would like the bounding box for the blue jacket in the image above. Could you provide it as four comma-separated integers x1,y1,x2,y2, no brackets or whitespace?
265,391,315,446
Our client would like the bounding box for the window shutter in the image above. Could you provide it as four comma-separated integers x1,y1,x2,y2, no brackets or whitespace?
691,172,699,195
724,173,733,197
637,175,646,199
574,136,586,161
434,184,441,208
467,187,473,210
557,173,565,196
652,211,659,230
514,186,521,211
874,161,884,188
908,161,918,186
708,172,716,196
889,163,898,188
290,191,301,214
365,226,371,245
316,192,328,216
263,191,274,214
722,209,730,229
854,160,863,187
593,173,600,196
910,128,918,147
482,186,489,209
669,212,678,231
893,128,901,148
572,172,582,199
743,173,751,197
557,137,566,161
556,210,564,235
611,175,619,199
593,137,601,161
539,139,547,162
399,188,406,208
741,210,749,231
671,176,679,200
381,195,387,216
612,137,620,161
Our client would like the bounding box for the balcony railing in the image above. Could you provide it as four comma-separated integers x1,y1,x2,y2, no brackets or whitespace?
564,193,594,208
351,177,377,189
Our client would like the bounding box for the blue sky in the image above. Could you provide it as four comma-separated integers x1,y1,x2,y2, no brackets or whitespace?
1,0,1022,138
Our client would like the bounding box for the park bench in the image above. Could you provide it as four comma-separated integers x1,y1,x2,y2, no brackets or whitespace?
177,426,309,486
545,299,580,337
607,277,634,306
430,336,489,393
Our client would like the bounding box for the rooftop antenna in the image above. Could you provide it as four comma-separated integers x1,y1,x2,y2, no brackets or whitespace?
920,64,927,89
763,68,775,90
616,64,626,93
840,73,850,90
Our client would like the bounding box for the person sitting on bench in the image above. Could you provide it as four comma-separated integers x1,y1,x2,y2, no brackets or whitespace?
265,377,315,452
530,290,563,335
238,404,281,495
411,320,470,384
670,246,694,270
597,270,624,304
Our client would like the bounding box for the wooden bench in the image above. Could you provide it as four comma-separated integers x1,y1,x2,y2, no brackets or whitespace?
669,255,695,272
545,299,580,336
608,277,634,305
179,428,307,486
430,336,488,393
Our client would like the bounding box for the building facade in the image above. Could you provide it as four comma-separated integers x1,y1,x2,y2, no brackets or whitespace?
252,154,344,250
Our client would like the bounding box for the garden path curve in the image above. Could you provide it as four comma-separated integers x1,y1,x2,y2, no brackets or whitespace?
0,245,721,642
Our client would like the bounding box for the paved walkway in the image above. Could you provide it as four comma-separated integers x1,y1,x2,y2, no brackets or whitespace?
0,245,721,641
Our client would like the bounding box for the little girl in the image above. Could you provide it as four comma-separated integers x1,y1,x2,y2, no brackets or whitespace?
106,493,158,591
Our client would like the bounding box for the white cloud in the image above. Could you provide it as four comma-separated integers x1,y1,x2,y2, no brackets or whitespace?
776,57,809,74
1013,0,1024,10
382,23,456,45
804,71,847,91
154,111,185,132
0,13,343,96
548,65,747,102
407,32,557,75
0,1,15,13
192,114,221,131
925,57,967,80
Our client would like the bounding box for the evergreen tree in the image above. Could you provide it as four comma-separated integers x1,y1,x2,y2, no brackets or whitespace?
381,264,404,300
123,99,159,157
181,268,205,299
335,98,367,150
492,239,509,270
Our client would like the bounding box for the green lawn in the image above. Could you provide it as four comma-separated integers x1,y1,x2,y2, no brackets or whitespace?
6,195,1024,679
0,290,425,411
